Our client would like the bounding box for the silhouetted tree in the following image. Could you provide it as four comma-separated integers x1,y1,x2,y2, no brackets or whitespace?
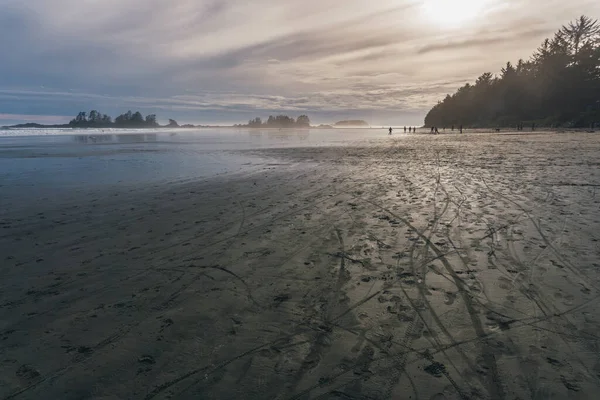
70,110,113,127
425,16,600,128
145,114,158,127
68,110,164,128
296,115,311,127
248,117,262,127
88,110,100,124
114,111,129,126
266,115,295,127
167,119,179,127
244,114,311,128
561,15,600,55
131,111,144,125
70,111,87,125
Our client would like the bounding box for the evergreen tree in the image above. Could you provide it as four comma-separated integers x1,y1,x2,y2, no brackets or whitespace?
296,115,311,127
425,16,600,128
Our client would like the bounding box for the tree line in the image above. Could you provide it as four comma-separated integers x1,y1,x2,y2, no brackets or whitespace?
69,110,179,128
424,15,600,128
237,114,311,128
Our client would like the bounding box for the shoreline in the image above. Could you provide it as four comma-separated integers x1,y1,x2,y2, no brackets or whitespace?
2,125,597,136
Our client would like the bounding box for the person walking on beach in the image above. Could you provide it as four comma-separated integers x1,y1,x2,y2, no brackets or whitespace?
404,126,407,133
435,127,439,134
389,127,393,135
459,124,463,134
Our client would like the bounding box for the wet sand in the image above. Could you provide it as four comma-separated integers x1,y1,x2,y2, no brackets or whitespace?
1,131,600,399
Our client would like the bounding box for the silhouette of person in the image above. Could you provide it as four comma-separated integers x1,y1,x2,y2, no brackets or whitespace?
435,127,439,134
404,126,407,133
389,127,393,135
459,125,463,134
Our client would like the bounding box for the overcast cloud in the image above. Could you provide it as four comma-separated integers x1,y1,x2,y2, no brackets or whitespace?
1,0,599,125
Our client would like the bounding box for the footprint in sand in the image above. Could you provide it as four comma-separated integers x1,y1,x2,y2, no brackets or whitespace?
444,291,457,305
497,276,513,290
429,394,449,400
16,364,41,384
424,361,446,377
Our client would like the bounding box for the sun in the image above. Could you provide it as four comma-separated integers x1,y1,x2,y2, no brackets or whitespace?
421,0,492,27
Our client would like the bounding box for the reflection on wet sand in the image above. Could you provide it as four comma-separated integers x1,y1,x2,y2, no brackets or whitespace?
116,133,158,143
248,129,310,141
73,134,114,143
72,133,158,144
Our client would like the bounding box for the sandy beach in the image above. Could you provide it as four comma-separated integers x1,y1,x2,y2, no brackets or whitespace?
2,131,600,400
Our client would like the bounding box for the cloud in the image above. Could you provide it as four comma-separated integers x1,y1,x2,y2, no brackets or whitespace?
1,0,599,125
417,27,552,54
0,113,71,124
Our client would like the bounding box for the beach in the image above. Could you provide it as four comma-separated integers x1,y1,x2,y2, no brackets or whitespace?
1,130,600,399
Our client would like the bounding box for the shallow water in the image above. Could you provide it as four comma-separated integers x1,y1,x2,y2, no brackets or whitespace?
0,128,392,203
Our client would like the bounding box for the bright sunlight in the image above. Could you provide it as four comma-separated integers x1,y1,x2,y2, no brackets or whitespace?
421,0,494,27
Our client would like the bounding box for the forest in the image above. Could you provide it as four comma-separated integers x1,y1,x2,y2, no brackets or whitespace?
239,115,311,128
68,110,179,128
424,16,600,128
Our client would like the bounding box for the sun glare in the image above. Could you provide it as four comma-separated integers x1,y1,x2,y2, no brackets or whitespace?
421,0,491,27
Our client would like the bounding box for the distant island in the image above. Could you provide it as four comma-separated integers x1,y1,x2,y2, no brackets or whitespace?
334,120,369,127
1,123,69,129
4,111,371,131
235,114,311,128
1,110,196,129
425,15,600,129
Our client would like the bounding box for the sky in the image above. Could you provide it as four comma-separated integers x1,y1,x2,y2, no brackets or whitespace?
1,0,599,126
